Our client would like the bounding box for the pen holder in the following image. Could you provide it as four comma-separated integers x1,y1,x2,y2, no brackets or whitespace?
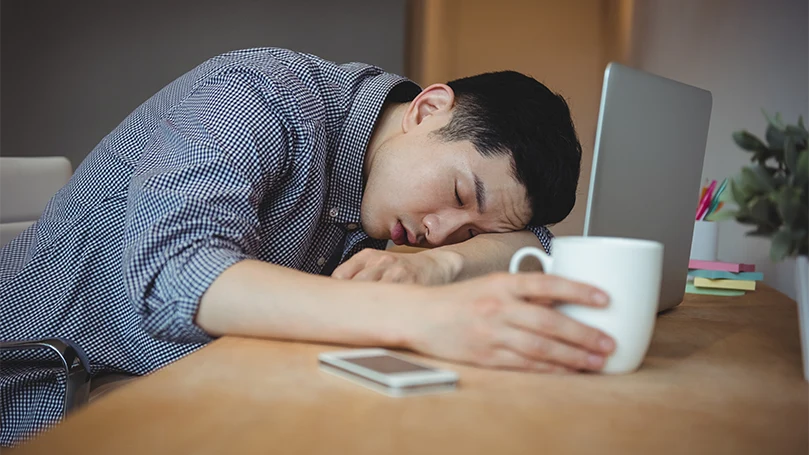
690,220,718,261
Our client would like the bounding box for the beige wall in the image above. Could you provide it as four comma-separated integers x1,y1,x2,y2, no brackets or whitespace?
408,0,622,236
628,0,808,298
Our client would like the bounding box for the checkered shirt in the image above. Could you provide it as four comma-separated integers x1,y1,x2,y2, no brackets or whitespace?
0,47,552,446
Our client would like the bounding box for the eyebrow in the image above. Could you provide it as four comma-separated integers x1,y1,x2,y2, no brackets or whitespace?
474,173,487,214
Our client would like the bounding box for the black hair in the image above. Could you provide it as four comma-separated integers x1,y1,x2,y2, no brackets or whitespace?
434,71,582,227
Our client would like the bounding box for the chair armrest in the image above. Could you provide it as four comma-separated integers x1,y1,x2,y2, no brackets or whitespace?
0,338,91,415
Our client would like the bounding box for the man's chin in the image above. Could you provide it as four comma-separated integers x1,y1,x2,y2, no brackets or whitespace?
359,223,386,241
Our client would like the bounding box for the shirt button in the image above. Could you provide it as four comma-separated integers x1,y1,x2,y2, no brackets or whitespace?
346,223,358,230
317,257,326,266
328,207,339,218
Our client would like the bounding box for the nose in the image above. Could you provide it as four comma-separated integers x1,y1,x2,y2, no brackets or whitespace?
423,212,465,246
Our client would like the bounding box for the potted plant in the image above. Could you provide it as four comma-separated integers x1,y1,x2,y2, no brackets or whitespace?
709,111,808,380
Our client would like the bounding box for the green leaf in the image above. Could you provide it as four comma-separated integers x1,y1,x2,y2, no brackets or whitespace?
740,168,764,193
748,196,774,226
770,229,795,261
776,186,800,226
732,130,767,152
762,109,784,129
784,136,798,173
718,185,735,202
751,165,776,191
705,210,737,221
785,124,809,142
796,150,809,186
729,177,749,205
766,124,786,151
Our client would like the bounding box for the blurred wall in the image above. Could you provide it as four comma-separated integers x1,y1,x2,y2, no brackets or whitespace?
1,0,407,168
408,0,626,236
629,0,808,298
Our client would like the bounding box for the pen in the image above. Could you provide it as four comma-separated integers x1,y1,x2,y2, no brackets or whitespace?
705,178,728,217
696,180,717,220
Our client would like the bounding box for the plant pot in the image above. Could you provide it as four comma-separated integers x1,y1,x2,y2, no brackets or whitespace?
797,255,809,381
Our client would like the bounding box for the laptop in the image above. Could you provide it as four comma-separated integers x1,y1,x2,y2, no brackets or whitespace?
582,63,713,312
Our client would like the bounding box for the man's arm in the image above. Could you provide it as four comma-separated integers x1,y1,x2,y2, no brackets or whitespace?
196,258,616,374
422,230,546,282
333,229,547,285
195,259,417,345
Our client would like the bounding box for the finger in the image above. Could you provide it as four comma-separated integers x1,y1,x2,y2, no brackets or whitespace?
351,266,387,282
380,267,417,284
523,296,554,306
479,348,576,374
509,273,609,308
504,304,614,355
331,257,367,280
498,326,606,371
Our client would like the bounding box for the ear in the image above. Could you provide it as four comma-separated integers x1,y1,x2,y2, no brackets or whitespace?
401,84,455,133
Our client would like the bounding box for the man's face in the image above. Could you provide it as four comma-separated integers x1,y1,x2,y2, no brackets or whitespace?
361,103,532,247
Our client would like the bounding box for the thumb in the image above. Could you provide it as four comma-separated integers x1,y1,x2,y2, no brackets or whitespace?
331,255,367,280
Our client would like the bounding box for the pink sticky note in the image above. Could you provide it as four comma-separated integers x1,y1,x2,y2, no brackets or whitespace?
688,259,756,273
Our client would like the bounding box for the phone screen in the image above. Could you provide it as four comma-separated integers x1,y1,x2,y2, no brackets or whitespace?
342,355,434,374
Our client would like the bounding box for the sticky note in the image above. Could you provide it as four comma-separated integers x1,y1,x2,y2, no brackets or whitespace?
685,283,746,296
688,260,756,272
687,270,763,281
693,277,756,291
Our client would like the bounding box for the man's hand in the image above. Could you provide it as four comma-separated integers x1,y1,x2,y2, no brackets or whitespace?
332,249,463,285
406,272,615,373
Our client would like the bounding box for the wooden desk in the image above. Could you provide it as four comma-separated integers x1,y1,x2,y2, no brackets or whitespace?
16,286,808,454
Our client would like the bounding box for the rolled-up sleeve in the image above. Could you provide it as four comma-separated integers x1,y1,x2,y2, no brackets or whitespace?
122,70,290,344
526,225,554,254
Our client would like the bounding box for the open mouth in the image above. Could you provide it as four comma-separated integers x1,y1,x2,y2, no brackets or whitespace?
391,220,416,246
391,220,407,245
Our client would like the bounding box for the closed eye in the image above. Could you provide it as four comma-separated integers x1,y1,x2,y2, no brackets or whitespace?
454,182,463,207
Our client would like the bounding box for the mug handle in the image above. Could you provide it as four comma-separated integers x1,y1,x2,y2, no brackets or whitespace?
509,246,553,274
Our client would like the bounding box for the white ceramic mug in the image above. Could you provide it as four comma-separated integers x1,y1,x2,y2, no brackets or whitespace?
509,236,664,374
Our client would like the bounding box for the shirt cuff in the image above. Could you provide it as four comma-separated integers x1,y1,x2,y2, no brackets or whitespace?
146,247,249,344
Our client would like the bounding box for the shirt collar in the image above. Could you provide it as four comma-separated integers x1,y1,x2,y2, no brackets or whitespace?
326,72,421,226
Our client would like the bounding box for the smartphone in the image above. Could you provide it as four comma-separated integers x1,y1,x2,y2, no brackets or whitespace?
318,348,459,397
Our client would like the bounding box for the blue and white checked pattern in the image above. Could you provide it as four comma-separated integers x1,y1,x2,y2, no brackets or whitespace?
0,47,552,446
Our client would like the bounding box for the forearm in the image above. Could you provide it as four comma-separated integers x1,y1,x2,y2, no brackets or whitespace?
195,259,423,347
424,230,545,282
